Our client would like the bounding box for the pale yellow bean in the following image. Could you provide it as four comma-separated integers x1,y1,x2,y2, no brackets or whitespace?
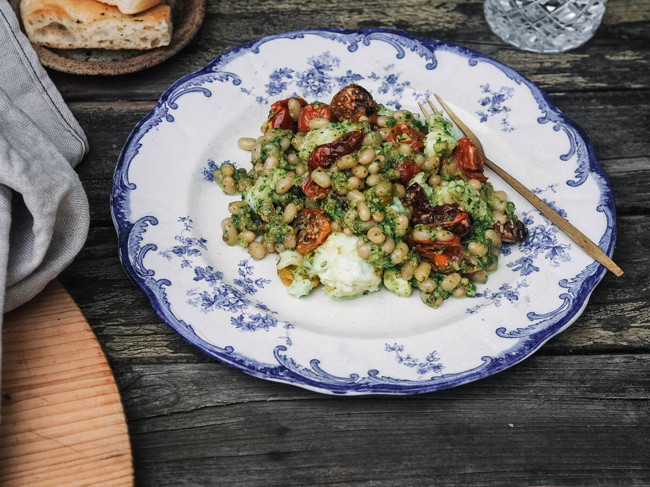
395,215,409,237
283,233,297,250
414,262,432,282
357,243,371,259
308,117,330,130
398,143,414,157
283,203,298,223
359,147,376,165
295,163,307,176
352,165,368,179
394,183,406,198
376,115,389,127
494,190,508,201
264,156,279,172
237,137,256,151
382,237,395,254
347,189,366,203
287,153,300,164
469,178,483,190
452,287,467,298
366,174,381,187
485,229,502,248
428,174,442,187
221,217,233,230
372,211,385,223
440,272,462,291
275,173,295,194
418,278,436,293
344,209,358,225
240,231,256,243
435,229,455,242
375,181,392,197
222,225,238,245
391,242,409,265
492,211,508,225
423,156,437,171
368,162,381,174
223,176,237,194
347,176,364,190
228,201,247,215
358,202,371,222
401,261,415,280
248,241,267,259
312,170,331,188
288,98,302,120
468,241,488,257
470,270,488,282
367,226,386,244
392,110,407,121
338,154,358,170
411,229,430,241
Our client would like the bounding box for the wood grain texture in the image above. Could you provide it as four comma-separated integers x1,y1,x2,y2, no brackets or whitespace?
0,281,134,487
41,0,650,484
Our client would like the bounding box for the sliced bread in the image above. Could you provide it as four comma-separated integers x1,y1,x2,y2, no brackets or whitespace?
20,0,172,50
94,0,163,15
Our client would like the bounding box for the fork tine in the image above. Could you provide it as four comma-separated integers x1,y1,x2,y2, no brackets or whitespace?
426,98,440,114
418,102,429,117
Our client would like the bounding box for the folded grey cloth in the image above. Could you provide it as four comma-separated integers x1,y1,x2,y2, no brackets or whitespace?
0,2,89,356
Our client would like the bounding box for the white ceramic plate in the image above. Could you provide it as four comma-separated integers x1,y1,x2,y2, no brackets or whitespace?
112,29,616,395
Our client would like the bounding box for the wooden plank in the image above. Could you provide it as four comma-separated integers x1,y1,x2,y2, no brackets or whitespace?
114,356,650,486
46,1,650,101
0,281,134,487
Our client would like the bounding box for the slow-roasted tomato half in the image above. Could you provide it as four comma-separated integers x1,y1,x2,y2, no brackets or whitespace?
298,103,333,132
453,136,487,182
301,176,331,200
267,96,307,131
396,159,421,186
387,123,425,150
409,235,464,272
330,84,378,122
404,184,472,238
294,209,332,254
308,130,364,171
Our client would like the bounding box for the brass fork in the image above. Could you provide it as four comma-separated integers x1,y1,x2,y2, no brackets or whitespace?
420,96,623,277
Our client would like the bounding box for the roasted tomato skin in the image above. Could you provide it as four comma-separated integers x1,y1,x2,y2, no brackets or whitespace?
330,84,378,121
404,184,472,238
267,97,307,131
453,137,487,182
298,103,333,132
294,209,332,254
301,176,331,200
409,235,464,272
387,123,426,150
308,130,364,171
395,159,421,186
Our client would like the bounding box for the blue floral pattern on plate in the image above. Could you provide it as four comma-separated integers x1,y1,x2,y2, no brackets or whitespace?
111,29,616,395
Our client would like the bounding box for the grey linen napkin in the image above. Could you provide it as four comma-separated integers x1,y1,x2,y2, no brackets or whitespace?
0,2,89,366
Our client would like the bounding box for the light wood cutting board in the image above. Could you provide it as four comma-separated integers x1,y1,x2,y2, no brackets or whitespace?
0,280,134,486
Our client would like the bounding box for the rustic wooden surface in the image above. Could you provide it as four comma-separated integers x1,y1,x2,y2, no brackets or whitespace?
0,281,133,487
43,0,650,485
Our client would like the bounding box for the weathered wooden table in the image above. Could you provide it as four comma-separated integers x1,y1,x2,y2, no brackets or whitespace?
50,1,650,484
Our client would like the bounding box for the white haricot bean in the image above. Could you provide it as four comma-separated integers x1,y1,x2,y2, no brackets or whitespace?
468,178,482,190
359,147,376,165
295,163,307,176
280,137,292,152
382,237,395,254
411,229,430,241
395,215,409,237
414,262,432,282
494,190,508,201
375,181,392,198
264,242,275,253
287,153,300,165
222,224,238,245
347,189,366,203
240,231,256,243
435,229,455,242
398,143,413,157
347,176,364,190
283,203,298,223
378,127,391,140
264,156,279,172
283,233,297,250
493,199,507,212
358,202,371,222
338,154,357,170
362,132,380,146
401,261,415,280
237,137,256,151
414,154,425,167
366,174,381,187
352,164,368,179
367,162,381,174
223,176,237,194
485,229,502,248
492,211,508,225
392,110,407,121
248,241,267,260
220,217,233,229
470,270,488,282
452,287,467,297
308,117,330,130
372,211,385,223
391,242,409,264
275,172,295,194
312,170,331,188
418,278,436,293
423,156,438,171
440,272,462,291
343,228,353,236
367,226,386,244
288,98,302,120
428,174,442,187
344,209,358,225
468,241,488,257
376,115,389,127
228,201,247,215
394,183,406,199
357,243,371,259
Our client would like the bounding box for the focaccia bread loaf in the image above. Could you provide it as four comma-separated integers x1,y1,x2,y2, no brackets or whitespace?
94,0,162,15
20,0,172,50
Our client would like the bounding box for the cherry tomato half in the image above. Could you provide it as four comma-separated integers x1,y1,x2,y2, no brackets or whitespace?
301,176,331,200
267,97,307,131
396,159,421,185
298,103,333,132
453,137,487,182
387,123,425,150
294,209,332,254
